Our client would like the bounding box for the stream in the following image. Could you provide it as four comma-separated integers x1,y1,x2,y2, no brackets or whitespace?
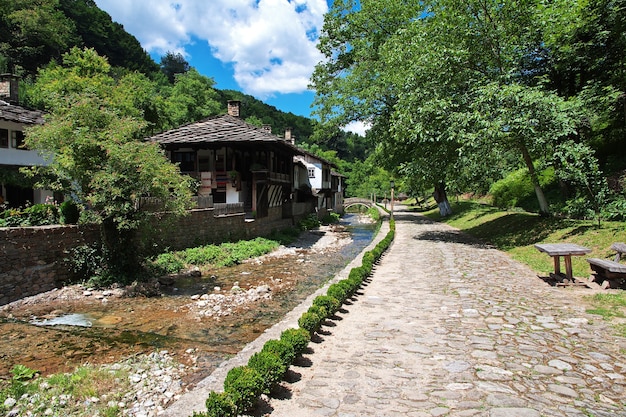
0,214,377,385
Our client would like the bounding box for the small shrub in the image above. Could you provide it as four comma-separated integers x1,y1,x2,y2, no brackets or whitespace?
321,212,340,225
280,328,310,355
261,339,295,368
299,214,320,231
24,203,59,225
64,243,107,283
307,304,328,322
489,167,556,209
362,252,375,270
223,366,264,413
203,391,237,417
298,311,322,334
313,295,341,315
182,245,222,265
152,252,185,274
327,282,349,303
367,206,380,221
247,351,286,391
59,200,80,224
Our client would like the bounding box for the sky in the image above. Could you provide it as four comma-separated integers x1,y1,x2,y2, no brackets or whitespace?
91,0,365,134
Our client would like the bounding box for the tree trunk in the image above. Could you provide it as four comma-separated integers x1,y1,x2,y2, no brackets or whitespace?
519,143,550,216
101,218,140,282
433,182,453,217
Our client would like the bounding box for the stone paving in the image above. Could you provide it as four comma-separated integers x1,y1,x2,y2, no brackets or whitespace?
265,209,626,417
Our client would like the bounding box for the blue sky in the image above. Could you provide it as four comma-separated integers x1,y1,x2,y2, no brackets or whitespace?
93,0,331,120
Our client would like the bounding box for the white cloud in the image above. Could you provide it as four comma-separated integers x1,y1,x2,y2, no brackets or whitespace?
343,121,371,137
93,0,327,97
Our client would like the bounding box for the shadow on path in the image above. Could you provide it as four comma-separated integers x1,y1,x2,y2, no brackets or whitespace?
393,211,493,249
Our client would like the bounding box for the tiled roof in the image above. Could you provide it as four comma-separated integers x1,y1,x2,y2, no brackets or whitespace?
0,101,45,125
148,114,302,154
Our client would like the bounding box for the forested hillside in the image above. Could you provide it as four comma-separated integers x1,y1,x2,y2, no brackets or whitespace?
0,0,334,148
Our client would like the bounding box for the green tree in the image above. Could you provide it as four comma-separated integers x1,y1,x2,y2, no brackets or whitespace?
163,68,222,127
0,0,76,75
58,0,159,76
23,47,194,280
160,51,190,84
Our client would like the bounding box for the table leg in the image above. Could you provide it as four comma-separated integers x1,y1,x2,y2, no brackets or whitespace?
553,256,561,276
564,255,573,281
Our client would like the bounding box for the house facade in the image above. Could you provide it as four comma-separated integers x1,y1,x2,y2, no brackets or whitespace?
294,151,345,215
149,101,314,221
0,74,51,207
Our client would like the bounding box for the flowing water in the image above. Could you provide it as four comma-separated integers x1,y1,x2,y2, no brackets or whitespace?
0,215,377,384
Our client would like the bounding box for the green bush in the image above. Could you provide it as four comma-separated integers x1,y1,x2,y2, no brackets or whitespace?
321,212,340,225
367,206,380,221
362,252,375,270
299,214,320,230
183,245,222,265
308,303,328,317
223,366,264,413
202,391,237,417
247,351,286,391
152,252,185,274
348,266,367,286
298,312,322,334
327,282,349,303
59,200,80,224
64,243,107,283
280,328,310,355
313,295,341,315
261,339,296,368
489,167,555,209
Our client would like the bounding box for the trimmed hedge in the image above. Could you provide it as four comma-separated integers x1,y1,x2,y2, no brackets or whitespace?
280,328,310,355
298,311,322,334
247,351,286,391
193,214,396,417
223,366,264,413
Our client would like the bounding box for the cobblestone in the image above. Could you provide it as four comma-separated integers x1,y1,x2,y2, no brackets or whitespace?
266,209,626,416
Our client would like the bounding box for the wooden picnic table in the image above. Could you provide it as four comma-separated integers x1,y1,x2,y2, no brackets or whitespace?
534,243,591,283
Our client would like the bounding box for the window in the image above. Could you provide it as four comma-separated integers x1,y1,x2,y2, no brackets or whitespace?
173,151,196,172
308,167,315,178
11,131,25,149
0,129,8,148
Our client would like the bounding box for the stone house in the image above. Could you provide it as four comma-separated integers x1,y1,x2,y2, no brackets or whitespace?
148,101,316,222
0,74,51,207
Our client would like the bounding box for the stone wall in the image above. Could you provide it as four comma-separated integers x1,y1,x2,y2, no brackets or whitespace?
1,203,315,305
0,225,100,305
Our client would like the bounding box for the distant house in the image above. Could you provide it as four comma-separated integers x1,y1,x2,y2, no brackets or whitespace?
294,150,345,216
0,74,51,207
148,101,314,221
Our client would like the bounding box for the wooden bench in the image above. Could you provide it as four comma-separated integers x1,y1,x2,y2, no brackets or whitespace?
587,242,626,283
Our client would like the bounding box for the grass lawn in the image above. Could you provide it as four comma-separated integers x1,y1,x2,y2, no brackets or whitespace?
410,198,626,337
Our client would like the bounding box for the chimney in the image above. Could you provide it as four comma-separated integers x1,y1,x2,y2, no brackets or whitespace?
285,127,295,144
0,74,20,104
262,124,272,134
227,100,241,117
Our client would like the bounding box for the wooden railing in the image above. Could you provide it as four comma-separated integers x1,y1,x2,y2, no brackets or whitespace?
213,202,244,216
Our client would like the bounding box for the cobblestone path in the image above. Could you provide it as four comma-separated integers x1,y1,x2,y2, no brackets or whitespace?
267,210,626,417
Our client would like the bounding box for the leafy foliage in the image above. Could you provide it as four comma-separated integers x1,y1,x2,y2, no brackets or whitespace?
489,168,556,209
223,366,264,413
202,391,237,417
22,47,194,279
279,328,311,355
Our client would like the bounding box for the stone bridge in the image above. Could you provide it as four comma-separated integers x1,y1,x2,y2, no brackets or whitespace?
343,197,375,211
